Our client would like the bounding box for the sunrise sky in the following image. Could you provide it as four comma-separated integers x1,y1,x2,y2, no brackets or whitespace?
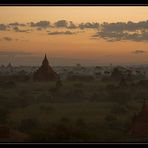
0,6,148,66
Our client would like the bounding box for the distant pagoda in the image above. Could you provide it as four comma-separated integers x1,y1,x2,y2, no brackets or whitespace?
7,62,13,69
130,99,148,137
33,54,59,81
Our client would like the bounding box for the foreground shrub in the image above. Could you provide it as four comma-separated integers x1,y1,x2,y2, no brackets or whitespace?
18,118,41,134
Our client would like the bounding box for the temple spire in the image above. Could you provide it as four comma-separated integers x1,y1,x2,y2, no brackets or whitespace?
45,54,47,60
42,53,49,66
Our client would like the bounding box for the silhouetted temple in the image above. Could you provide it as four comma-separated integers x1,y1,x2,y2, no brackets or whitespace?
130,99,148,137
33,54,59,81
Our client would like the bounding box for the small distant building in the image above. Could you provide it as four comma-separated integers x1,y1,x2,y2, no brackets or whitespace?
5,62,14,75
130,100,148,137
7,62,13,69
76,64,82,70
33,54,59,81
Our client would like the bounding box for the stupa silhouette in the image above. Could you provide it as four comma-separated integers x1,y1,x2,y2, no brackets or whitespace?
33,54,59,81
130,99,148,137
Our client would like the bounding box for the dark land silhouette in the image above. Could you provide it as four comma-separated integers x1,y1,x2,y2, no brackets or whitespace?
0,54,148,142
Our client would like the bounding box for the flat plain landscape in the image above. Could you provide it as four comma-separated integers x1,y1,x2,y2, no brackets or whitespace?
0,77,147,142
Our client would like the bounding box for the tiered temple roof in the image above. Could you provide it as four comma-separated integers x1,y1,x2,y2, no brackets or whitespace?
33,54,59,81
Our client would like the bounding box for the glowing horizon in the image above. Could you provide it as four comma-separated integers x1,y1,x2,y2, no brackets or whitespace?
0,6,148,66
